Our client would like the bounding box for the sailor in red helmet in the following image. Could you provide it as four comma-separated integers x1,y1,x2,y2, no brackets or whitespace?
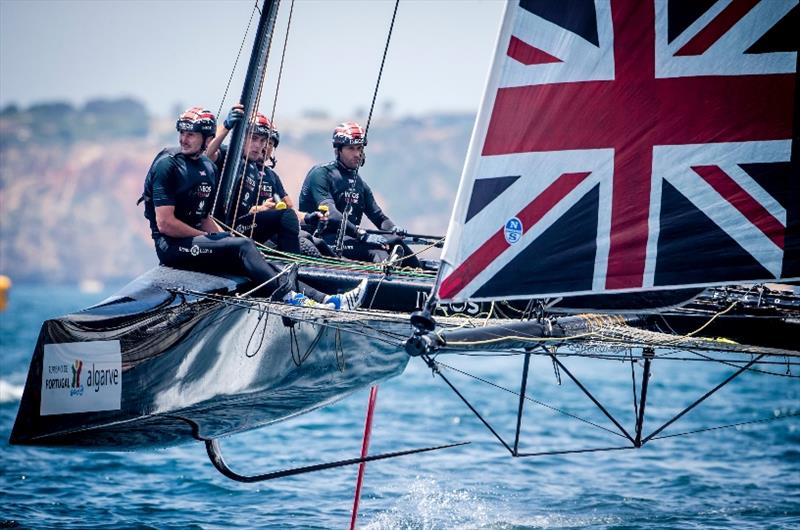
298,121,421,267
139,106,366,310
206,108,304,254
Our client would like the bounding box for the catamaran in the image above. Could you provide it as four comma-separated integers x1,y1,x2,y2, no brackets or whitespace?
10,0,799,482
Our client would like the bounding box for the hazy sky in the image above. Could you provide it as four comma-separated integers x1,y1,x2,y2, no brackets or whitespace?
1,0,506,120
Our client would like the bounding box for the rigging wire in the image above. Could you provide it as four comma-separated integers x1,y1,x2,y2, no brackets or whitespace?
212,0,260,216
649,410,800,441
215,1,260,122
267,0,294,130
363,0,400,138
436,361,626,439
245,0,286,239
630,351,640,423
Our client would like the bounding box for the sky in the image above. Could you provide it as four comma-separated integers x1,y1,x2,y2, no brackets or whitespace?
0,0,506,121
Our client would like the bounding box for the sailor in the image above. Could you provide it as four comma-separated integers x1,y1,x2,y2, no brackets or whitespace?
298,121,422,267
206,110,303,254
140,106,366,310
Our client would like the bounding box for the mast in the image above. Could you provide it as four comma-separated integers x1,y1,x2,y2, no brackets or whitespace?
218,0,280,227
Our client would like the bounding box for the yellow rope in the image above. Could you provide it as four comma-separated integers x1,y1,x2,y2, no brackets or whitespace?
685,301,739,338
446,330,600,347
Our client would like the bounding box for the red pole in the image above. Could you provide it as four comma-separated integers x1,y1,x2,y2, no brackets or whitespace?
349,385,379,530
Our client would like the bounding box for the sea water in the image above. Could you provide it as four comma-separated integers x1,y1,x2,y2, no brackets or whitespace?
1,284,798,530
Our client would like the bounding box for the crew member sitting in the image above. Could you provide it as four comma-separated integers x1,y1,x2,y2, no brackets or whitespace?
298,121,421,268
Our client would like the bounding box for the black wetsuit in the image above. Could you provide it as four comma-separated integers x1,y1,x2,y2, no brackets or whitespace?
299,160,421,267
217,146,301,254
141,148,325,301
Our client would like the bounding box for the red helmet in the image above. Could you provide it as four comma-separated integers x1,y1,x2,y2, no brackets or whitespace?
252,113,280,147
176,106,216,138
332,121,367,148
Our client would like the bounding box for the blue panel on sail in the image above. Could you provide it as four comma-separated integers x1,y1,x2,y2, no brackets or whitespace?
655,181,773,286
666,0,716,44
519,0,598,46
465,176,521,223
472,185,598,299
745,5,798,54
737,161,800,279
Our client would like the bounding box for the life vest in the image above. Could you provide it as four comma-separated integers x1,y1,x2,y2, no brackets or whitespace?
137,147,216,220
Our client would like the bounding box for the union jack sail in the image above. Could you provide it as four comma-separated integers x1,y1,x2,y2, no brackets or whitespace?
437,0,798,303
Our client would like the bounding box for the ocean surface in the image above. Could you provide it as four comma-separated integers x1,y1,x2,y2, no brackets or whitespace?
1,284,798,530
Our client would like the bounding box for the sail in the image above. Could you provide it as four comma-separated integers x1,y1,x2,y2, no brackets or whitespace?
437,0,798,303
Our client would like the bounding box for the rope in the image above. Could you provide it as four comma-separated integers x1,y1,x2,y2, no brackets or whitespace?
215,1,259,121
237,262,295,299
335,328,346,371
685,301,739,337
366,273,387,310
363,0,400,137
243,0,296,241
245,305,271,357
212,214,436,279
650,411,800,440
289,324,325,366
441,349,800,368
176,288,410,347
444,330,600,346
392,237,446,266
212,0,260,215
268,0,294,130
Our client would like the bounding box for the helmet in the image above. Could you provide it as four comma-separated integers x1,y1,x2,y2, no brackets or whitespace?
176,106,216,138
332,121,367,148
252,113,280,147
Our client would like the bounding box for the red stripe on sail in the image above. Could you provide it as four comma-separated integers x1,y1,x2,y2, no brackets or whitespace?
692,165,785,249
439,172,591,300
507,36,562,65
481,0,794,290
675,0,760,56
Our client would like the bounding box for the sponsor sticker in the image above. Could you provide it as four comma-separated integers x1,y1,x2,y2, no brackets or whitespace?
40,341,122,416
504,217,523,245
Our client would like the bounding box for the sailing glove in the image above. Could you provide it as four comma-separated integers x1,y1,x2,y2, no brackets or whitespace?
391,226,407,237
224,107,244,130
304,211,325,225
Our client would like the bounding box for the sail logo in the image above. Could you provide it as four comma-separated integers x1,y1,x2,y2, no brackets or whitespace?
71,360,82,387
504,217,523,245
44,360,83,395
41,341,122,416
69,359,84,396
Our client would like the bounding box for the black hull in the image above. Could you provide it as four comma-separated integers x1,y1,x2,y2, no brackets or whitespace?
10,267,410,450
